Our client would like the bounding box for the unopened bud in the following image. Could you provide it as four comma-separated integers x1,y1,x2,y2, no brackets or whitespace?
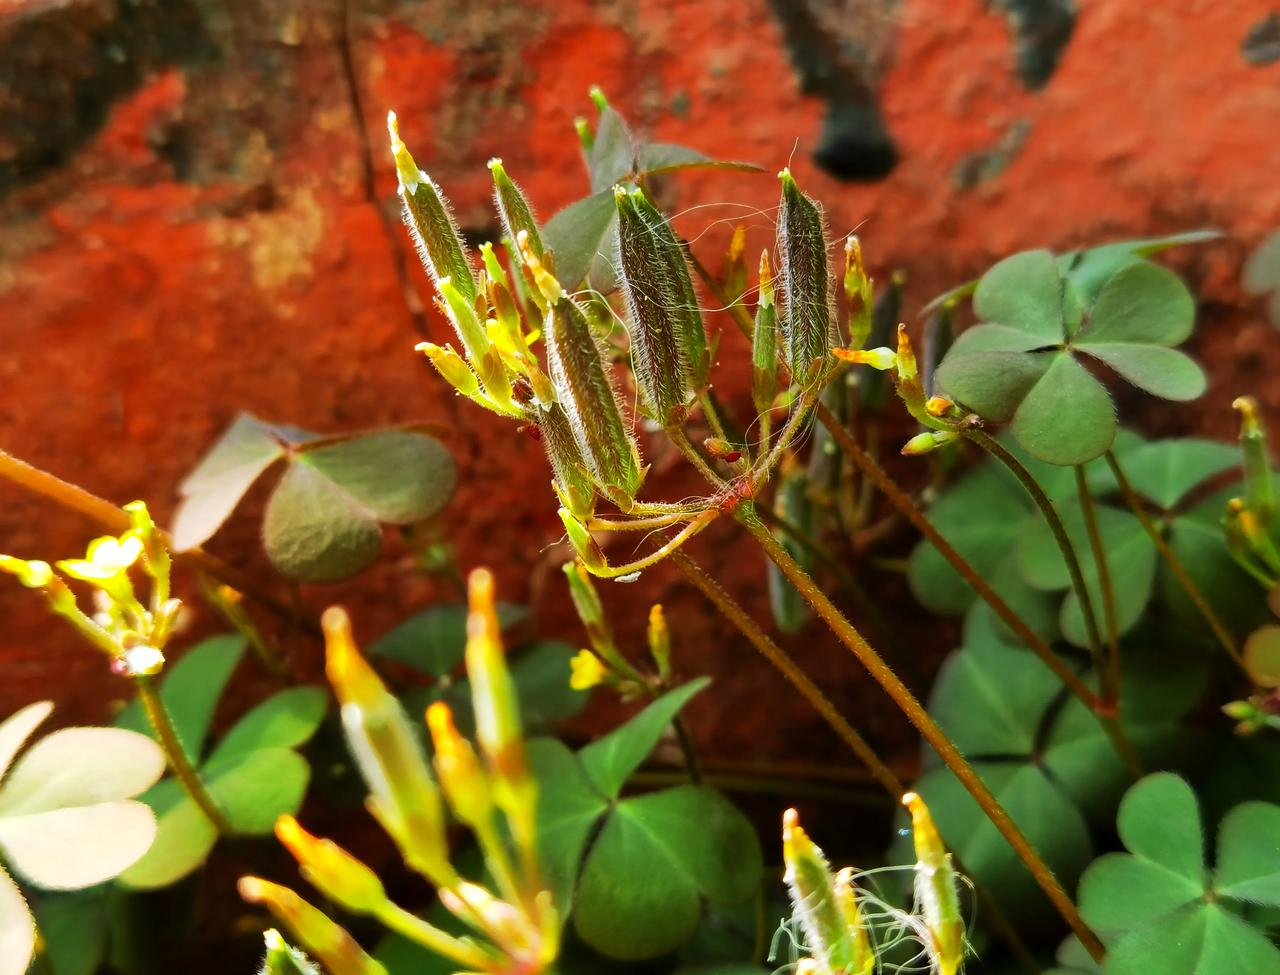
560,512,607,575
925,396,956,417
752,250,780,416
723,225,747,303
275,816,386,915
426,702,493,827
833,867,875,975
902,430,960,456
0,555,53,589
1234,395,1275,527
833,346,896,370
783,809,858,974
776,170,837,383
648,604,671,680
902,792,964,975
417,343,481,398
239,877,387,975
489,159,544,261
569,648,607,690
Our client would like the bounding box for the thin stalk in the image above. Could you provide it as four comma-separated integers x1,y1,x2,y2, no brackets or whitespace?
669,548,1043,975
666,424,728,488
1105,450,1244,668
0,449,317,635
589,512,698,532
738,509,1106,963
669,550,903,798
697,390,730,444
1075,466,1122,701
135,675,233,835
670,715,703,784
966,431,1109,688
591,509,719,579
373,901,495,971
812,405,1095,707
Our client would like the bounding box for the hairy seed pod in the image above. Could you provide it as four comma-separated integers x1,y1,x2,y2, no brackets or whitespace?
833,868,875,975
489,159,544,260
776,169,837,383
389,113,477,303
782,809,858,975
615,186,708,422
545,291,644,500
537,401,597,521
752,251,780,416
903,792,964,975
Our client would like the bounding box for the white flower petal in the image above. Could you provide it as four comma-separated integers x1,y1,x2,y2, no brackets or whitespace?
0,800,158,890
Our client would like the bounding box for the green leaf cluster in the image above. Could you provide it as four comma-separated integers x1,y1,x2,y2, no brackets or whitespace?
115,636,326,887
172,414,456,582
1079,773,1280,974
908,434,1253,648
935,234,1215,465
528,680,763,960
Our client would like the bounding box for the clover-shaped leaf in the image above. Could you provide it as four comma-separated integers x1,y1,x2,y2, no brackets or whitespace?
936,248,1205,465
1079,773,1280,974
1243,229,1280,326
115,637,326,888
0,701,164,975
895,621,1204,923
528,679,761,960
173,414,456,583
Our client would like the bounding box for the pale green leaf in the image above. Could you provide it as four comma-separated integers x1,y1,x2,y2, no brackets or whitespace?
527,738,607,911
588,107,634,191
1078,854,1202,933
1076,344,1206,401
0,728,164,815
579,678,709,798
0,866,34,975
543,189,618,290
973,249,1066,341
298,431,455,525
262,462,382,582
205,747,310,836
934,348,1050,422
0,701,52,783
117,780,216,889
1103,902,1280,975
1080,263,1195,346
1114,439,1239,510
172,414,292,551
1011,352,1116,465
0,801,157,890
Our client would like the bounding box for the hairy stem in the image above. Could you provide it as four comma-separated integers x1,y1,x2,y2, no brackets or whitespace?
966,431,1110,692
0,449,317,635
738,508,1106,962
135,675,233,835
1105,450,1244,668
1076,466,1122,701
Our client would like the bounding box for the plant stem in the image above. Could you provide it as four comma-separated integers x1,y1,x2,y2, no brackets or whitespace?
812,404,1093,705
670,715,703,784
374,901,495,970
1105,450,1244,668
0,448,317,635
134,674,234,835
666,423,728,488
965,432,1109,685
671,548,1044,975
738,508,1106,963
669,550,905,798
1076,466,1122,701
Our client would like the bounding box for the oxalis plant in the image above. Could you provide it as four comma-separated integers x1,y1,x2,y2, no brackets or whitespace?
387,88,1279,974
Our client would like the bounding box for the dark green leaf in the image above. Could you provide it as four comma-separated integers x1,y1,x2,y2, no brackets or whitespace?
117,780,217,889
579,678,709,798
1214,802,1280,905
1103,902,1280,975
635,142,762,177
973,249,1065,342
1009,352,1116,466
572,786,762,960
1116,439,1239,510
510,640,591,727
542,190,617,291
1116,773,1204,884
205,747,310,836
261,462,383,582
370,604,526,677
527,738,608,911
34,889,108,975
116,635,246,764
588,108,634,192
299,430,456,525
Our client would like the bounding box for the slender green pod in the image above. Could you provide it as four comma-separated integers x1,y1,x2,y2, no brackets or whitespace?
782,808,858,975
489,159,544,260
903,792,964,975
614,186,709,423
537,401,597,520
776,169,837,383
389,113,477,303
752,250,780,417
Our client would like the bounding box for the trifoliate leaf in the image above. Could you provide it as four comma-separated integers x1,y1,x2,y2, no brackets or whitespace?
205,688,327,765
262,461,383,583
297,431,455,526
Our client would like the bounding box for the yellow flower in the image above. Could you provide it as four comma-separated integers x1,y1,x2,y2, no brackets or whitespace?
569,649,606,690
0,555,53,588
57,534,143,587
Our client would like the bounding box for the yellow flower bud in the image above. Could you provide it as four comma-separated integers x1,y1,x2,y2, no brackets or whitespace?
647,604,671,681
568,649,606,690
833,346,896,370
239,877,388,975
0,555,53,589
902,792,964,975
275,816,386,915
426,702,493,828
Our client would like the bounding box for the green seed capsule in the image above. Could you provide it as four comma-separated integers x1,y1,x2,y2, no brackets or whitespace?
777,169,837,383
752,250,780,416
545,292,644,501
615,186,708,422
538,401,597,521
903,792,964,975
389,113,477,303
489,159,544,261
